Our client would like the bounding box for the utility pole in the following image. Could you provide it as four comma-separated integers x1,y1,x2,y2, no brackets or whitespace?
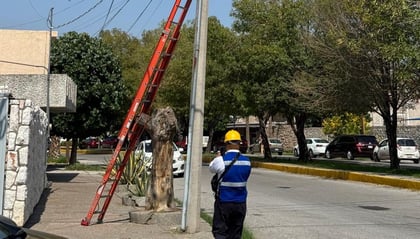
46,8,53,158
181,0,208,233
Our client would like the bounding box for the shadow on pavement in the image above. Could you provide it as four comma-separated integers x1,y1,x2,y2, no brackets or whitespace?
46,172,78,183
24,187,51,228
24,171,79,228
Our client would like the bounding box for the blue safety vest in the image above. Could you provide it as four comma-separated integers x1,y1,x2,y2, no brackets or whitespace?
219,151,251,203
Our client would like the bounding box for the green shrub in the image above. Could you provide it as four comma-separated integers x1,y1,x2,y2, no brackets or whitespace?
114,151,150,197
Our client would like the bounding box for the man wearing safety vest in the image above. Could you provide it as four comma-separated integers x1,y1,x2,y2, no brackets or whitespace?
209,129,252,239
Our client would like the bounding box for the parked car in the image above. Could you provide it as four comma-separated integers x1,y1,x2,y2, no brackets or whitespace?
101,136,119,148
325,135,378,160
78,137,100,149
249,138,283,155
373,138,420,164
135,140,185,177
0,215,67,239
293,138,329,158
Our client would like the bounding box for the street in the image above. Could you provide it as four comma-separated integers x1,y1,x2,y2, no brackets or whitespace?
77,153,420,238
175,166,420,239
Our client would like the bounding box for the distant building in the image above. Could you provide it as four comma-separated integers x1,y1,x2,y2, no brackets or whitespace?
369,100,420,127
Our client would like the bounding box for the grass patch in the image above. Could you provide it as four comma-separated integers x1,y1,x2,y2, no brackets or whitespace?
250,156,420,178
47,155,68,164
48,155,105,171
200,211,254,239
65,163,105,171
174,198,254,239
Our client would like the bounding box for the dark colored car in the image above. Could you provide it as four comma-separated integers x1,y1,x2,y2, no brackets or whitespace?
78,137,100,149
325,135,378,160
0,215,67,238
101,136,119,148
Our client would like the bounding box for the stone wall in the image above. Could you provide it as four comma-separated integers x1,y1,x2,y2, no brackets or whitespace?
276,124,420,152
274,125,326,151
4,99,48,226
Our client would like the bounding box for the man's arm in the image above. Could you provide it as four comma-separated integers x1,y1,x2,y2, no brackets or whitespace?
209,156,225,174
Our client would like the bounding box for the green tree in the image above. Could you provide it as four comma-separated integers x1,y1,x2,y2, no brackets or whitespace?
322,113,371,136
99,29,145,99
50,32,128,164
309,0,420,168
232,0,316,161
155,18,242,150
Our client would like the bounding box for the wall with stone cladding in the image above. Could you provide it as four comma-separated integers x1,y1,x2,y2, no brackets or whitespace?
276,124,420,152
4,99,48,226
275,125,328,151
371,126,420,143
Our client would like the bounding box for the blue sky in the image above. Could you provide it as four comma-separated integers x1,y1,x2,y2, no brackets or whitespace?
0,0,234,37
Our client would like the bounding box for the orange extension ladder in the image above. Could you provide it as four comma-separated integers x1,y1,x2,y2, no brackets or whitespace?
81,0,192,226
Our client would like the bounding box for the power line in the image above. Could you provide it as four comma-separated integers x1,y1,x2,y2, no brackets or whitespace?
102,0,130,29
93,0,130,36
55,0,105,29
65,0,128,35
135,0,164,36
28,0,43,18
126,0,153,33
99,0,115,33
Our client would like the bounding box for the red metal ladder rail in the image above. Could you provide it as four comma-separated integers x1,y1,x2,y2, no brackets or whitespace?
81,0,192,226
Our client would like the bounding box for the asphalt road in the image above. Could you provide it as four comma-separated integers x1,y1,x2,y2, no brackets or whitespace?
188,166,420,239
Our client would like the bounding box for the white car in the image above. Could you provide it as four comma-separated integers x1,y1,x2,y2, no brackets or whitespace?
373,138,420,164
293,138,329,158
135,140,185,177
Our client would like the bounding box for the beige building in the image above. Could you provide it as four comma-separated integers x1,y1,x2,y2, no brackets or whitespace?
0,29,58,75
370,101,420,127
0,29,76,113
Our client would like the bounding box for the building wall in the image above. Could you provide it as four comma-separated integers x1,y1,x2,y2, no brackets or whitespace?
369,101,420,127
0,74,77,113
4,98,48,226
0,30,57,75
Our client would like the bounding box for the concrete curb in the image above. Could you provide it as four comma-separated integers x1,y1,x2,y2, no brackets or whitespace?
252,161,420,191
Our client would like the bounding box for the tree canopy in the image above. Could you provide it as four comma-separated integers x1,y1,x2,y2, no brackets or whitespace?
50,32,128,163
308,0,420,168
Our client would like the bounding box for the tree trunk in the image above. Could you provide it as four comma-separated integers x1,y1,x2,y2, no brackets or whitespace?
385,107,400,169
69,138,78,165
258,116,272,160
206,127,215,153
48,135,61,159
145,107,178,211
291,113,309,162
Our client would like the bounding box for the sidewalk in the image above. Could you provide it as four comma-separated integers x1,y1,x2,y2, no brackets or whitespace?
24,167,213,239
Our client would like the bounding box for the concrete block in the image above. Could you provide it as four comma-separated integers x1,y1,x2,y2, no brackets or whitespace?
129,207,182,226
0,74,77,113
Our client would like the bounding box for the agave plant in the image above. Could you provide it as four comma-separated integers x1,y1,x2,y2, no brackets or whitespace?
112,150,150,197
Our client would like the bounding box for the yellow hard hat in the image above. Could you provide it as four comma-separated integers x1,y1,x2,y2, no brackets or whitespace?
224,130,241,142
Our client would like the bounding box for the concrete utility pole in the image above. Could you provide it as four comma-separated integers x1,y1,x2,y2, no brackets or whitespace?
0,89,10,215
46,8,53,158
181,0,208,233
